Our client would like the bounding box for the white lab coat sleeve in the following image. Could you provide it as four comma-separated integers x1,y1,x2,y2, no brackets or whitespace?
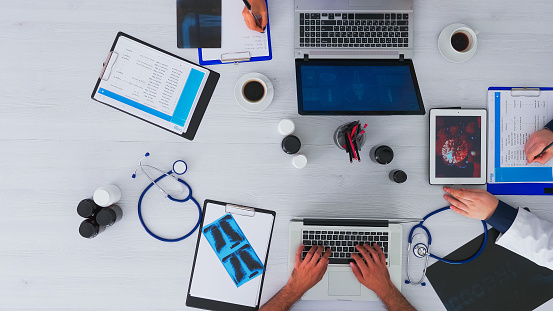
495,208,553,270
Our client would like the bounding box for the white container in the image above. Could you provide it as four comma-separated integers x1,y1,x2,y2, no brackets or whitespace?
292,154,307,169
278,119,295,136
93,184,122,207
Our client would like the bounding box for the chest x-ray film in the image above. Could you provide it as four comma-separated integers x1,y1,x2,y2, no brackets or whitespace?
177,0,222,48
203,214,264,287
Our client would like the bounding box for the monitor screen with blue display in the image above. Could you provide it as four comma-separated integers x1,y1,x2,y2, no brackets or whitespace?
296,59,425,115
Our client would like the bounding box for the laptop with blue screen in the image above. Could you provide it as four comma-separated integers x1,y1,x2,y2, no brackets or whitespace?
294,0,424,115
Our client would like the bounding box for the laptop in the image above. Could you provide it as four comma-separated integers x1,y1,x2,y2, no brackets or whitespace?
294,0,425,115
288,218,403,301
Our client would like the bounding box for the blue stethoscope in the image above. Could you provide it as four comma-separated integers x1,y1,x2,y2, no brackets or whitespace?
132,153,202,242
405,207,488,286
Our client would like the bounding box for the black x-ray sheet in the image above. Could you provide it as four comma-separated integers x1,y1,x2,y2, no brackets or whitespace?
177,0,221,48
427,229,553,311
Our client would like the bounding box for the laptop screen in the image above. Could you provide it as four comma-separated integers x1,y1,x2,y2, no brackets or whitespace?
296,59,425,115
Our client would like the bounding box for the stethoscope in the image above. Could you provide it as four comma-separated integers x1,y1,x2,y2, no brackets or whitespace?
405,207,488,286
132,153,202,242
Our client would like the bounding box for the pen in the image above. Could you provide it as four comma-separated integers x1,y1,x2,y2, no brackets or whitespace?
533,141,553,160
347,130,357,160
242,0,264,30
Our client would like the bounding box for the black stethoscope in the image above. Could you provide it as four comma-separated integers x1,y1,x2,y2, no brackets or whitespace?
405,207,488,286
132,153,202,242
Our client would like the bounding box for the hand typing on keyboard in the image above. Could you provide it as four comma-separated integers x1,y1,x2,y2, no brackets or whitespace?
259,245,330,311
259,244,415,311
287,245,331,295
350,244,416,311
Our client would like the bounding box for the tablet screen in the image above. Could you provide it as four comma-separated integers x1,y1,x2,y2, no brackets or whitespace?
94,36,210,134
435,116,482,178
429,109,487,185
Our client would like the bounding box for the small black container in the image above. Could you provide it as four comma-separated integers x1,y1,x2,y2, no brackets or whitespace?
370,145,394,165
389,170,407,183
77,199,102,218
96,205,123,227
282,135,301,154
79,219,105,239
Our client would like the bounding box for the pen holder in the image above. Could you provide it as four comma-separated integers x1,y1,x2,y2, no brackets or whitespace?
333,122,366,151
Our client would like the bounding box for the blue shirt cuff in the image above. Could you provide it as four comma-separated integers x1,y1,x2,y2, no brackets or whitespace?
485,200,518,233
545,120,553,132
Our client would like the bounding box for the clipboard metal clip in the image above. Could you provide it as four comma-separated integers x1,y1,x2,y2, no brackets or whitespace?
225,204,255,217
511,87,541,97
221,52,251,65
100,51,119,81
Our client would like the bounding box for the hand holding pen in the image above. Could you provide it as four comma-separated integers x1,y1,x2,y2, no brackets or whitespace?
525,128,553,164
242,0,268,33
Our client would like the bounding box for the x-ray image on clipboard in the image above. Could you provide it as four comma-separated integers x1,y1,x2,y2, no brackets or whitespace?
187,200,276,311
202,214,264,287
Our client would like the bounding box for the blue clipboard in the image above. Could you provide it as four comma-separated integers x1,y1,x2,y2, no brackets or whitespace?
487,86,553,195
198,0,272,65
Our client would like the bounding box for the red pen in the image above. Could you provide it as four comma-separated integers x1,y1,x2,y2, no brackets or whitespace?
347,130,357,160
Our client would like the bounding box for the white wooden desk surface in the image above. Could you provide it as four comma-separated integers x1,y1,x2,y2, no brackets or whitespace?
1,0,553,310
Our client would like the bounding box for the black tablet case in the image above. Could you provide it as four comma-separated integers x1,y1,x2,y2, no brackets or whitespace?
426,228,553,311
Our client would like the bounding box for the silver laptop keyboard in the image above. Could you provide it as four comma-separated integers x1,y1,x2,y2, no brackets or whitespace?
302,230,389,265
299,13,409,48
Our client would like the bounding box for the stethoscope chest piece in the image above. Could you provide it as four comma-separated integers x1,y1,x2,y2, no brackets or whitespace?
413,243,428,258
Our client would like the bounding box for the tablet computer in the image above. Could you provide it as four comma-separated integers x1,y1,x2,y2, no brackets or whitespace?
92,32,220,140
430,109,487,185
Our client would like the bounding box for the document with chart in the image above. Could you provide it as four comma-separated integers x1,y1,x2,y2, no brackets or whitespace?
487,87,553,194
92,32,219,140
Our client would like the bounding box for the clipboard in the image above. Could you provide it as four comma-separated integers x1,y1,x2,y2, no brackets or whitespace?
186,200,276,311
487,87,553,195
198,0,272,65
91,32,220,141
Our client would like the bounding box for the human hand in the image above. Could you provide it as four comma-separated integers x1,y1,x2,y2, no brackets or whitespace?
242,0,268,32
525,128,553,164
286,245,331,297
350,244,394,297
443,187,499,220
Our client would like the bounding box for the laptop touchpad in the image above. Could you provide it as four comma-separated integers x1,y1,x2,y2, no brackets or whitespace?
349,0,382,7
328,271,361,296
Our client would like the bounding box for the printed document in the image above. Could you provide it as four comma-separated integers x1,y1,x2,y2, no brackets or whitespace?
499,92,553,167
200,0,269,62
96,36,209,134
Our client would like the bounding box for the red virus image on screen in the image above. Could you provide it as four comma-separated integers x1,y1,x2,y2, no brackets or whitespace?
435,116,481,178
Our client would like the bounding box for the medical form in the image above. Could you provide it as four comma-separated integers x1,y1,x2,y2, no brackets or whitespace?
92,33,218,139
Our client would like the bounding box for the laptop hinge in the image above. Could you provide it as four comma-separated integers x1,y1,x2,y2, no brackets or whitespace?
304,219,389,227
399,54,405,61
304,54,309,61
